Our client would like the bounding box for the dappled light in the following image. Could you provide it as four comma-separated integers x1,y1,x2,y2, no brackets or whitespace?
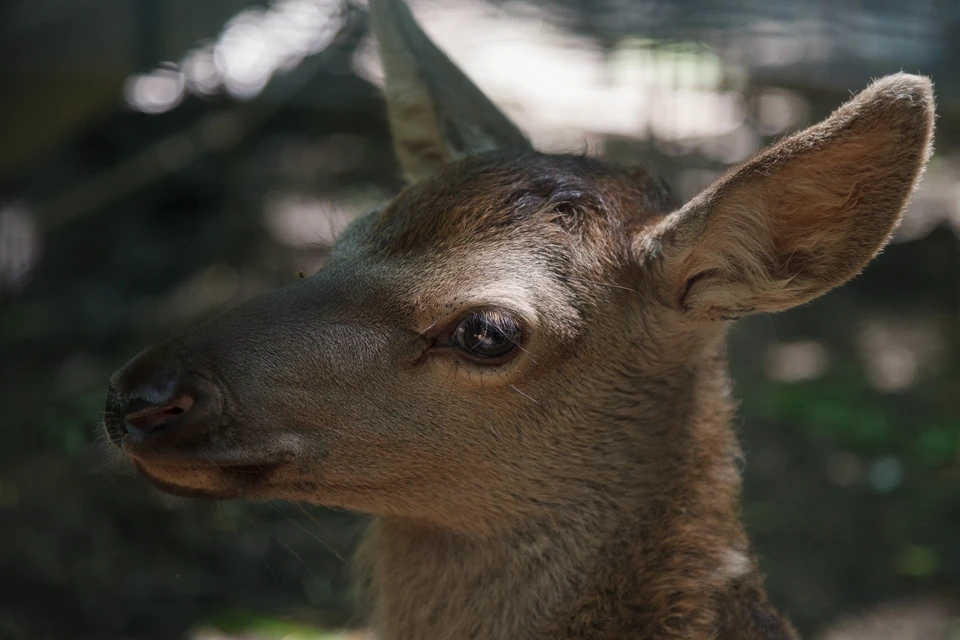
856,317,945,393
109,0,960,249
213,0,344,99
765,341,830,383
866,455,905,493
0,203,41,296
816,596,958,640
124,65,186,114
353,3,757,151
897,153,960,242
125,0,345,111
823,450,862,488
263,191,367,249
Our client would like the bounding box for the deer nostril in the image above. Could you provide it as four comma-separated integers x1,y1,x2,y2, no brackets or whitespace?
123,394,195,437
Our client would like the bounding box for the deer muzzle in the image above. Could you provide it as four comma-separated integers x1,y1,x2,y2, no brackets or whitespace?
104,340,226,462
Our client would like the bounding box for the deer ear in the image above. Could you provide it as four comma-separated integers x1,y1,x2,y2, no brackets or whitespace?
369,0,531,184
645,74,935,319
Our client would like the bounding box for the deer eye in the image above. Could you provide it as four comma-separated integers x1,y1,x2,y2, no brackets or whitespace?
452,311,522,361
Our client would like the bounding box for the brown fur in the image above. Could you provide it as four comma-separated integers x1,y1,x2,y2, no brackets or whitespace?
643,75,935,320
103,1,936,638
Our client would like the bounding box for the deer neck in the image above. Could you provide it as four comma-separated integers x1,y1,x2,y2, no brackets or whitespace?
358,339,765,640
360,512,608,640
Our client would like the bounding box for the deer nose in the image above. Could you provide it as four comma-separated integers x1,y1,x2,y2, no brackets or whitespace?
121,392,195,438
105,344,221,449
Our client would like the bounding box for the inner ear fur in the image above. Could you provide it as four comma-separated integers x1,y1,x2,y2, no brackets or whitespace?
646,73,935,320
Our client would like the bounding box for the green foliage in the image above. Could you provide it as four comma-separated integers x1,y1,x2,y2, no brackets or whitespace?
203,611,356,639
762,374,960,466
34,389,104,454
916,425,960,466
895,545,941,578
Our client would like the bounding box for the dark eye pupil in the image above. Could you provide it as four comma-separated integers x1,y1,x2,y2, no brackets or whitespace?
454,314,519,359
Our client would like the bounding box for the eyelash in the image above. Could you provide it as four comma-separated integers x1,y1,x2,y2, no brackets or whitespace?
434,309,524,364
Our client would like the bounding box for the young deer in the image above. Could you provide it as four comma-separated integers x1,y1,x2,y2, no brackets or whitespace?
103,0,936,638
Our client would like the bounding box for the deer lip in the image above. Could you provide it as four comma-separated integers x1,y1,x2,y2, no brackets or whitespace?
124,445,291,470
122,439,292,480
132,456,285,470
131,458,288,499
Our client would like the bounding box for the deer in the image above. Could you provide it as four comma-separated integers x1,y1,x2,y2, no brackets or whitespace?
102,0,936,638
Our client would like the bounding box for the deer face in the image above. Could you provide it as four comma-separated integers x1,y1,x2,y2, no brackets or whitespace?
105,0,934,533
104,152,681,529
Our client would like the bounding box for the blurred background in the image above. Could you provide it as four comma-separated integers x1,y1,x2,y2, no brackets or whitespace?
1,0,959,638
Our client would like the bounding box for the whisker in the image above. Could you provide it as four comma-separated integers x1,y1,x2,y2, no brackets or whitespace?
268,502,349,567
275,535,317,579
508,338,538,364
235,505,278,581
767,315,780,345
510,384,541,405
477,316,539,364
559,274,639,294
417,318,440,338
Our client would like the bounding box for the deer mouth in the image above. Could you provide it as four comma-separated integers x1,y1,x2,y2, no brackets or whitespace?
103,361,294,498
130,456,289,500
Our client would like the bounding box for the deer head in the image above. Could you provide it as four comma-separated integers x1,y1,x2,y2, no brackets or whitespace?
104,0,935,637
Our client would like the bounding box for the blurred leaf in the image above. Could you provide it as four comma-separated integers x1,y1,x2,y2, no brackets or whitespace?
202,611,358,639
772,381,893,450
894,545,940,578
916,425,960,466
